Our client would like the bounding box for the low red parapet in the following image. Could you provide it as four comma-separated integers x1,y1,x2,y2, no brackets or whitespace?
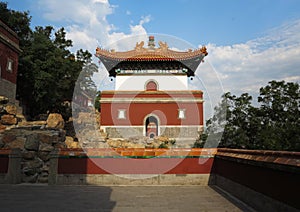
57,148,216,175
216,148,300,167
0,149,11,155
0,148,10,174
57,157,214,174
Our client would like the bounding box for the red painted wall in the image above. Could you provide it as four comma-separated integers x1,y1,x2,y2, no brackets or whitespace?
101,91,203,126
0,42,19,84
101,102,203,126
0,21,20,84
0,156,9,173
58,157,214,174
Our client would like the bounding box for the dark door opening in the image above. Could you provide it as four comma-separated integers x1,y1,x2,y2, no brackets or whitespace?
145,116,158,138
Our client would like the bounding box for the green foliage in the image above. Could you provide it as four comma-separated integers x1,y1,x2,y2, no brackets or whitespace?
158,143,169,148
169,139,176,145
1,2,98,119
203,81,300,151
0,2,32,47
94,91,101,112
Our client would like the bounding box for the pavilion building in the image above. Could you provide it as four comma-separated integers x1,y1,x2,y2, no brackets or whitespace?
96,36,207,140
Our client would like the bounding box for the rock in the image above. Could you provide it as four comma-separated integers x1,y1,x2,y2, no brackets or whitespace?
1,133,16,144
107,139,122,148
38,151,51,161
5,137,25,149
0,136,4,148
0,96,9,104
46,113,64,129
65,136,79,148
23,173,38,183
18,120,46,127
154,136,170,143
23,167,38,176
25,134,39,151
38,176,48,183
39,143,54,152
58,129,66,142
0,114,17,125
0,123,6,131
77,112,93,124
42,163,50,172
37,131,56,144
54,142,67,149
16,113,26,121
24,158,43,169
38,172,49,183
5,105,17,115
22,150,36,160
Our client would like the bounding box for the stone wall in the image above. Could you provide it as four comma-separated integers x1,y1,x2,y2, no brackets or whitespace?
105,127,143,138
160,126,199,139
104,126,199,140
0,127,66,183
0,79,16,104
0,103,19,131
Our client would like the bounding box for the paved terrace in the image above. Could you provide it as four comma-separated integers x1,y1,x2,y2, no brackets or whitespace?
0,184,252,212
0,148,299,211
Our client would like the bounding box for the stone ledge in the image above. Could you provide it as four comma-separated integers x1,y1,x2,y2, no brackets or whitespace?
56,173,211,185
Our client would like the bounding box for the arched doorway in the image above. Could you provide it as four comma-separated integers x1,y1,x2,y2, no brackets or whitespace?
145,115,158,138
145,80,158,91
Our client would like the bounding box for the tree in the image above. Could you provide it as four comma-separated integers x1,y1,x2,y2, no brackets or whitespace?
0,1,32,47
19,26,94,118
204,92,255,149
203,81,300,151
257,80,300,150
75,49,98,96
1,2,99,119
94,91,101,112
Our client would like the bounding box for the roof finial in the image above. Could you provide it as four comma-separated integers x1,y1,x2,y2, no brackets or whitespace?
148,35,155,49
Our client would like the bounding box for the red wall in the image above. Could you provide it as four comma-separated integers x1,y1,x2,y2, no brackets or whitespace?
0,149,10,174
101,91,203,126
0,21,20,84
102,102,203,126
0,22,19,44
0,42,19,84
58,157,214,174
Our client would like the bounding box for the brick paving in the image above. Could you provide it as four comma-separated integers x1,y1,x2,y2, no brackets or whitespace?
0,185,252,212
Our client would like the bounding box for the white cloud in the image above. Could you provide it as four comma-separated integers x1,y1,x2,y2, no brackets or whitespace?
93,0,109,3
35,0,300,120
139,15,151,25
37,0,150,52
202,19,300,99
37,0,151,91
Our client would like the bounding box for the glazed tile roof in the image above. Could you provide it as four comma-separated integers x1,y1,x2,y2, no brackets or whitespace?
95,39,208,62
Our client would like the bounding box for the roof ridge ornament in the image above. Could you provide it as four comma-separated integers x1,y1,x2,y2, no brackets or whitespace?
134,41,145,51
148,35,155,49
158,41,169,52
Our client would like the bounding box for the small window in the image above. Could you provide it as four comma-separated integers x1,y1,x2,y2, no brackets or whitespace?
178,109,186,119
118,109,126,119
7,59,13,73
146,80,158,91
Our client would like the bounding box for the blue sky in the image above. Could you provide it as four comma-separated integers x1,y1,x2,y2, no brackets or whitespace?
4,0,300,118
6,0,300,46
